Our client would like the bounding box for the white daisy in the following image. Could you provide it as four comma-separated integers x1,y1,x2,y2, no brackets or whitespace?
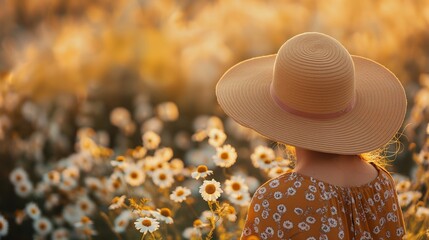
152,168,174,189
395,180,411,193
110,107,131,127
193,218,210,229
0,214,9,237
199,179,223,202
191,165,213,180
62,165,80,180
113,210,132,233
109,195,127,210
74,216,93,228
25,202,41,220
58,177,77,192
156,101,179,121
192,130,208,142
84,177,103,192
43,170,61,186
9,167,28,185
134,217,160,234
169,158,185,175
152,208,174,224
15,180,33,198
34,182,50,197
250,146,276,169
33,217,53,236
76,196,96,216
75,216,97,236
398,191,421,207
224,176,249,196
63,204,84,226
268,166,291,178
137,206,158,217
111,156,128,169
170,186,191,203
223,204,237,222
207,128,227,147
142,117,163,133
155,147,174,163
213,145,237,168
124,164,146,187
45,194,60,211
182,227,201,239
142,156,162,176
199,210,216,225
107,172,126,193
142,131,161,150
416,206,429,218
132,146,147,159
228,192,251,207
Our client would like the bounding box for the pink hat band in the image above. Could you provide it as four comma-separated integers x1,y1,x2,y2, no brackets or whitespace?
269,84,357,120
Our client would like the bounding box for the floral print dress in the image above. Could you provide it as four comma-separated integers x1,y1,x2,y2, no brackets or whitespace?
241,162,406,240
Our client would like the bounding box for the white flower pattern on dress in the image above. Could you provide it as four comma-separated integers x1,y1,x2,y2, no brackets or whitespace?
241,162,406,239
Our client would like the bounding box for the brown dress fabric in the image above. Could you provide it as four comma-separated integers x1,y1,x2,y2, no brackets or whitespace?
241,162,406,240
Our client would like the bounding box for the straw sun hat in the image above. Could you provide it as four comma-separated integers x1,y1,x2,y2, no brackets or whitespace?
216,32,407,155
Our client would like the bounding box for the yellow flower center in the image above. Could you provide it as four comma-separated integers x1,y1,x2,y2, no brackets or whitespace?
236,195,243,200
142,219,152,227
205,184,216,194
112,180,121,189
159,173,166,180
0,221,3,229
31,208,37,214
20,185,27,192
197,165,208,173
16,175,22,181
118,220,125,226
130,172,138,179
227,206,235,214
160,208,171,217
193,219,203,227
220,152,229,160
176,190,184,196
48,172,55,180
81,216,91,224
264,159,272,164
80,202,88,211
260,153,267,160
39,222,47,230
232,182,241,191
116,156,125,162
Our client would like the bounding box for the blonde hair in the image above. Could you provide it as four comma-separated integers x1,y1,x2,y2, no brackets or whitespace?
279,135,402,169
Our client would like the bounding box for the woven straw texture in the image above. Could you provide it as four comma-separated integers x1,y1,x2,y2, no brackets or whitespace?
216,32,406,155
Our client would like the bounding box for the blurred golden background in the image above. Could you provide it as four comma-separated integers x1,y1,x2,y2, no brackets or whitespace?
1,0,429,239
1,0,429,107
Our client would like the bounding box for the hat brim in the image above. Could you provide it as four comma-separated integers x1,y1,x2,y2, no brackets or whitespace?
216,55,406,155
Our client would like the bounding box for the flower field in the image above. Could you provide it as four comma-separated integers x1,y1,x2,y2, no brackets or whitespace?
0,0,429,239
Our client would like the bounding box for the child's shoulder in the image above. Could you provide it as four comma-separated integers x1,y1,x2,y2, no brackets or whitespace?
252,170,310,200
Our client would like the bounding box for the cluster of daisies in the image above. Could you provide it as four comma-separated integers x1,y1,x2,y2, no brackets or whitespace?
2,93,279,239
5,90,428,239
5,131,114,239
395,135,429,221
